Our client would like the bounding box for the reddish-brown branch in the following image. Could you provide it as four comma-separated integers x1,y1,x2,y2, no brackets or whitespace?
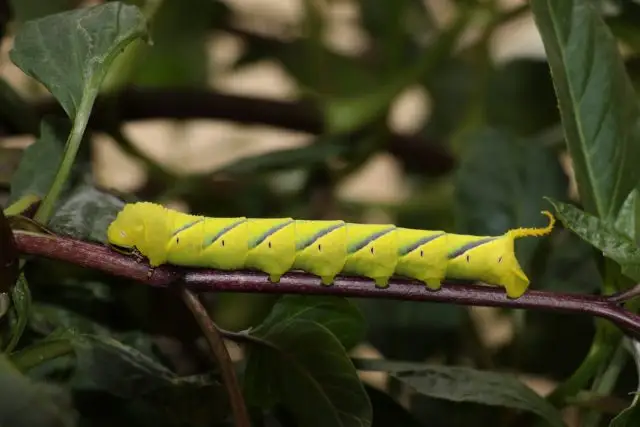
180,289,251,427
13,230,640,339
27,87,454,177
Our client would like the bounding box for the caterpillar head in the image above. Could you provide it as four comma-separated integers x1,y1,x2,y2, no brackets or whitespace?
107,203,148,250
107,202,171,266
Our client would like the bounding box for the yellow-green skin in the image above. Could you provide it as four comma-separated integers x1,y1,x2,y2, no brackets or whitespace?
107,202,554,299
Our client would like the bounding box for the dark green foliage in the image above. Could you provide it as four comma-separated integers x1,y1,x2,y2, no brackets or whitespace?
1,0,640,426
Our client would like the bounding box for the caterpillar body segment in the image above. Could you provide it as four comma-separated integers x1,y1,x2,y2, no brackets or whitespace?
342,223,398,287
395,228,448,291
292,220,347,285
107,202,555,299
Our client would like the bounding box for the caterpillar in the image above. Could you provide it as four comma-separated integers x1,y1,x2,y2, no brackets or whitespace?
106,202,555,299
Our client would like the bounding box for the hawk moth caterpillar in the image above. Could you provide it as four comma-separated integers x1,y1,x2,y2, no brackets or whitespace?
107,202,555,299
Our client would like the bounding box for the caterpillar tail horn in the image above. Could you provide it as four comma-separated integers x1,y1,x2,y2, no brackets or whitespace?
507,210,555,240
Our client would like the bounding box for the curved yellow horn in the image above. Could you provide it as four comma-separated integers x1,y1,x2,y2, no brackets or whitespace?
507,210,555,239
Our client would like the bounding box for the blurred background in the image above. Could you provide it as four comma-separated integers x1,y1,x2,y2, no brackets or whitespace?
2,0,639,425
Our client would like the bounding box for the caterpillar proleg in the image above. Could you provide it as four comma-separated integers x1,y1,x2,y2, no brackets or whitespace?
107,202,555,299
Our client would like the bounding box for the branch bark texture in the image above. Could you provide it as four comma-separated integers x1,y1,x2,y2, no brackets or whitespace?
14,230,640,339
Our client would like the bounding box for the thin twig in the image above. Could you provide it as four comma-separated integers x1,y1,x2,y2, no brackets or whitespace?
607,283,640,303
13,230,640,339
180,288,251,427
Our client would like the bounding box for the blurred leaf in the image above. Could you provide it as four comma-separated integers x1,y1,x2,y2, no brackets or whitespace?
325,12,468,135
68,334,228,426
485,59,559,136
5,275,32,353
0,77,39,134
10,2,148,119
244,296,372,427
607,1,640,53
28,279,145,346
358,0,420,71
48,184,125,243
217,141,348,176
366,384,425,427
535,231,603,294
610,402,640,427
0,354,77,427
611,338,640,426
422,57,477,140
8,118,68,204
354,359,567,427
547,198,640,283
360,0,433,41
11,337,74,372
9,0,78,23
70,333,205,395
358,299,463,362
455,128,568,271
0,147,23,187
236,38,381,97
128,0,229,87
0,208,18,293
530,0,640,221
614,189,640,241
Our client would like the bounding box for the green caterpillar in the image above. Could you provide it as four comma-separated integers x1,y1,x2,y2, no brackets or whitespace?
107,202,555,299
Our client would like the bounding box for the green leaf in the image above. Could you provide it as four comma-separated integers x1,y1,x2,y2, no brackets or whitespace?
353,359,567,427
610,404,640,427
8,118,68,204
10,2,148,119
485,59,559,136
127,0,228,88
4,195,41,218
530,0,640,220
5,275,32,353
0,354,77,427
48,184,125,243
9,0,77,23
10,3,147,224
0,209,18,294
455,128,568,271
11,337,74,372
614,189,640,242
244,296,372,427
547,198,640,282
250,296,366,350
422,57,477,140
